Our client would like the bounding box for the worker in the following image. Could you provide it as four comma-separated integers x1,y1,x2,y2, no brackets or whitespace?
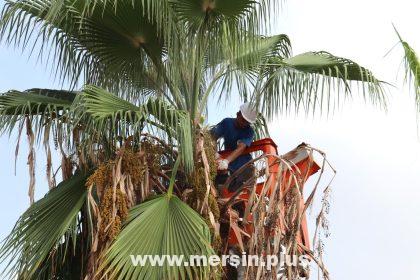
211,102,257,192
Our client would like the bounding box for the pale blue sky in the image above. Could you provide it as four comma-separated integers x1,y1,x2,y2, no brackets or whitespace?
1,0,420,279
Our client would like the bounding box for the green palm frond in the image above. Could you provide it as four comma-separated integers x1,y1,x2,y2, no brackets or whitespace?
1,1,385,120
210,0,256,17
281,52,380,82
206,34,291,103
77,0,173,36
252,113,271,140
102,158,214,280
1,1,82,83
170,0,255,27
214,34,291,72
64,0,275,34
0,88,76,134
0,88,75,115
0,172,88,279
74,85,194,171
0,0,165,93
256,51,385,118
394,27,420,109
0,0,279,95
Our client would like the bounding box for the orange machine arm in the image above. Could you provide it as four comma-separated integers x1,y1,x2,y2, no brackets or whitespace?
218,138,320,251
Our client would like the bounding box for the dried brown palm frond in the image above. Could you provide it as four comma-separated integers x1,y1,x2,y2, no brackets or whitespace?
183,129,221,251
218,144,335,280
25,117,36,205
83,136,179,278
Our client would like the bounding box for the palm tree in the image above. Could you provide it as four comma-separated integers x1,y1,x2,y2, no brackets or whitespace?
0,0,384,279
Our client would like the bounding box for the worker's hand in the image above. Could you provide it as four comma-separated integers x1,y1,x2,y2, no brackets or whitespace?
217,159,229,170
215,152,221,160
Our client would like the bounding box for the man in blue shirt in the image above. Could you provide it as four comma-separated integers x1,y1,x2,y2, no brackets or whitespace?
211,103,257,192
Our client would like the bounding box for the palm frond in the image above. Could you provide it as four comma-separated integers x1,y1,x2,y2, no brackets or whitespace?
256,51,385,118
0,88,75,134
206,34,291,103
170,0,255,27
74,85,194,171
0,88,75,115
281,52,380,82
252,113,271,140
228,34,291,70
0,172,89,279
77,0,173,40
0,0,165,94
209,33,290,78
394,27,420,109
102,194,214,280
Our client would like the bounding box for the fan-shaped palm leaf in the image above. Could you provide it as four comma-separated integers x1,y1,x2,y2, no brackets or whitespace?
102,195,214,280
75,0,173,36
74,85,194,171
257,51,385,117
204,34,291,105
0,172,89,279
210,34,290,74
0,88,75,115
0,0,165,92
281,52,380,82
233,34,291,69
170,0,255,26
102,157,215,280
0,88,75,134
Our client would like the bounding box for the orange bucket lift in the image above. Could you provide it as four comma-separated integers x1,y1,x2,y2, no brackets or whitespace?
218,138,320,251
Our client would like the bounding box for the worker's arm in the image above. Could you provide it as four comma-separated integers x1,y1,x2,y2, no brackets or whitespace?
224,142,247,164
217,142,247,171
210,119,226,142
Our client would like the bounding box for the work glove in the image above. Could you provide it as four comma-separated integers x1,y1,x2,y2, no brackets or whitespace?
217,159,229,170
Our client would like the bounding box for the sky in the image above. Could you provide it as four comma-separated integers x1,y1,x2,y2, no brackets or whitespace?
0,0,419,279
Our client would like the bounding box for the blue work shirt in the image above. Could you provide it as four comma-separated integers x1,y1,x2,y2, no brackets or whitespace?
211,118,254,172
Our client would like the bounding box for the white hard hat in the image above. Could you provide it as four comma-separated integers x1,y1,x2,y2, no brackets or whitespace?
240,102,258,124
